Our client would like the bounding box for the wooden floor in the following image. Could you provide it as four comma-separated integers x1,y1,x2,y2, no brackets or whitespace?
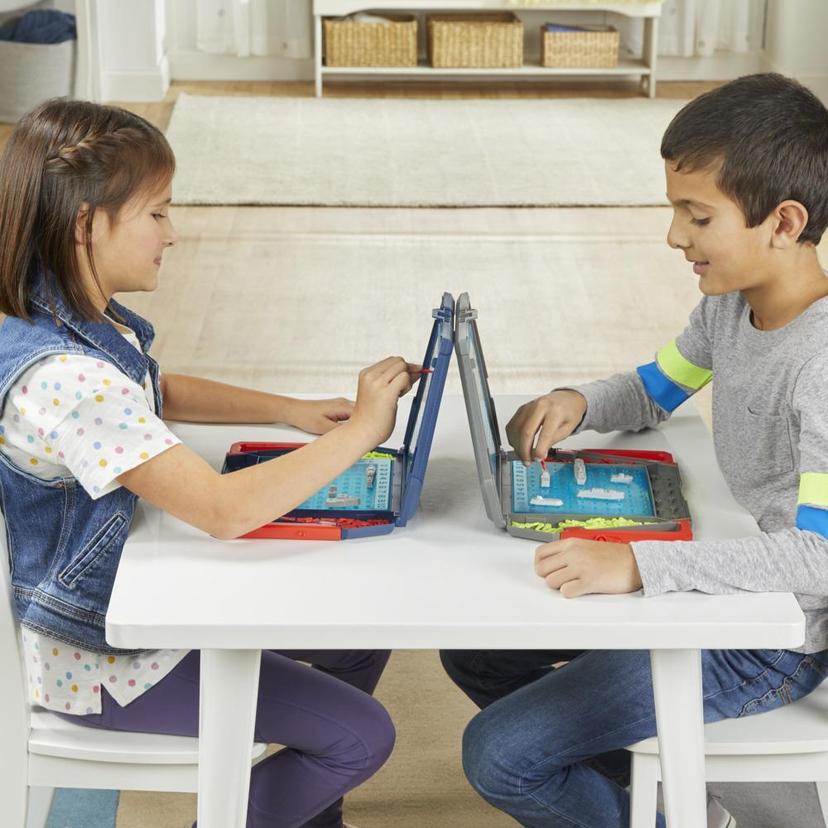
0,78,720,146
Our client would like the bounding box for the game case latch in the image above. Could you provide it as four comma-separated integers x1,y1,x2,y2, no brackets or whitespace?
455,305,478,323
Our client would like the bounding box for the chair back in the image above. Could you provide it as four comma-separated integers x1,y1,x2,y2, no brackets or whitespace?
0,511,31,754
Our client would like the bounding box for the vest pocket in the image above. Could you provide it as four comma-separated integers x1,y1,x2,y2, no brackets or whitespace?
58,512,128,588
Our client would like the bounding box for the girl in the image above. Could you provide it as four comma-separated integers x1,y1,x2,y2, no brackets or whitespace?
0,98,421,828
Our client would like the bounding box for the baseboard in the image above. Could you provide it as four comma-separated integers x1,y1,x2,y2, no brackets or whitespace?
169,50,313,82
655,51,762,81
101,55,170,102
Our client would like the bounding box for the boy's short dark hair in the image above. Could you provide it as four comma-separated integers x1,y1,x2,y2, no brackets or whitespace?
661,73,828,245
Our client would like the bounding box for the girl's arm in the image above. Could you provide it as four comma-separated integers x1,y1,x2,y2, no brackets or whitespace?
160,373,353,435
120,358,418,539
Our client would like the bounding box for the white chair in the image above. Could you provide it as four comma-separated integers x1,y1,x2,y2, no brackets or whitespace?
0,514,266,828
628,680,828,827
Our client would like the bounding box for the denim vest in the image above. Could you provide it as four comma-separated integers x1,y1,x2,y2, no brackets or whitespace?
0,274,162,654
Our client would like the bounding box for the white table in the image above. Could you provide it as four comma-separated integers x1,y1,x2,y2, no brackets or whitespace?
106,394,805,828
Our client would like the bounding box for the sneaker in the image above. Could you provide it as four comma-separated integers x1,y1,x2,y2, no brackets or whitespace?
707,793,737,828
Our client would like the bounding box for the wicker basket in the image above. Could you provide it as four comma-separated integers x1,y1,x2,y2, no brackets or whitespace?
541,25,620,68
427,13,523,69
323,14,417,67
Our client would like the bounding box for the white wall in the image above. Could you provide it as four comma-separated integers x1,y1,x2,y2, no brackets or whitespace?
95,0,168,100
763,0,828,103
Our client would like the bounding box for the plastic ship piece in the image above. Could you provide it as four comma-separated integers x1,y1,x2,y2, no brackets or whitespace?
326,494,361,508
574,458,587,485
577,487,625,501
530,495,564,507
366,464,377,488
610,472,634,484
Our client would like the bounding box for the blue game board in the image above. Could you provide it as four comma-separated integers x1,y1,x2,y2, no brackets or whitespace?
296,458,394,511
511,461,656,517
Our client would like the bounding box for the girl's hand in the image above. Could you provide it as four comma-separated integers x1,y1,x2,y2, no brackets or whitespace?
534,539,642,598
505,390,588,464
284,397,354,435
350,357,422,447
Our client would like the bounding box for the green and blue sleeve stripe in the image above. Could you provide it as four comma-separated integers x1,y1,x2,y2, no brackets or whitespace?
797,473,828,539
636,341,713,412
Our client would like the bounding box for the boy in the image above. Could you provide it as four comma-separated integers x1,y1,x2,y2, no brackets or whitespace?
441,74,828,828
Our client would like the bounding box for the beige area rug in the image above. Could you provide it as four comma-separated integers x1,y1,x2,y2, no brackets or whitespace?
165,94,687,207
118,205,707,399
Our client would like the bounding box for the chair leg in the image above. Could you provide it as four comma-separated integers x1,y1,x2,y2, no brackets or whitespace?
25,787,54,828
0,749,28,828
816,781,828,828
629,753,660,828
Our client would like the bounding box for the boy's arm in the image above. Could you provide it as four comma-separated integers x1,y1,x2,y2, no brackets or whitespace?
508,298,716,462
567,298,715,434
160,373,353,434
632,350,828,599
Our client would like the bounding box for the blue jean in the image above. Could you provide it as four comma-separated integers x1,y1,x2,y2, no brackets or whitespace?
64,649,394,828
442,647,828,828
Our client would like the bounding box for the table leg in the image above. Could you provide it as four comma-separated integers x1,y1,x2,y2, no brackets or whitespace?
197,649,261,828
650,649,706,827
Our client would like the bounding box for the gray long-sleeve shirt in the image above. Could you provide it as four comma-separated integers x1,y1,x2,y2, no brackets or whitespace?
573,291,828,654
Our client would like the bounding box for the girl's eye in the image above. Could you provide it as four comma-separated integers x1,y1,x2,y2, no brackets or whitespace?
690,217,710,227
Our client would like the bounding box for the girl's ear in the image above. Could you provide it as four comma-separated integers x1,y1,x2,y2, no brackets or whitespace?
771,200,809,249
74,202,92,246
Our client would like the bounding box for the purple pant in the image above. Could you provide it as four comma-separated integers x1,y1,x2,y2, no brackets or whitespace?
65,649,394,828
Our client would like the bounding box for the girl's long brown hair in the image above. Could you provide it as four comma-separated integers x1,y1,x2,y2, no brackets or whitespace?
0,98,175,321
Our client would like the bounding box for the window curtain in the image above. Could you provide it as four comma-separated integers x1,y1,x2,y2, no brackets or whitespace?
196,0,312,59
509,0,762,57
657,0,755,57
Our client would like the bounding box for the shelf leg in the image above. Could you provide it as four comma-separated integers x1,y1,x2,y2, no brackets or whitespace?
314,15,323,97
643,16,658,98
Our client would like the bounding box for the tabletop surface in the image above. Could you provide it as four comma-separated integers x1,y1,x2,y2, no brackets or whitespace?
106,395,805,651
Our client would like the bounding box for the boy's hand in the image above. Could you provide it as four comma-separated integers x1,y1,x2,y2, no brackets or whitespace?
350,357,422,447
284,398,354,435
535,538,642,598
506,390,588,464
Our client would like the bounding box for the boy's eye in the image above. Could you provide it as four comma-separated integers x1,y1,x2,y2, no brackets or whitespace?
152,213,167,220
690,217,710,227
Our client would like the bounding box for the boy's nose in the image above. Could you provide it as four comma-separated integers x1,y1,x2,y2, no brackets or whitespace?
666,218,689,251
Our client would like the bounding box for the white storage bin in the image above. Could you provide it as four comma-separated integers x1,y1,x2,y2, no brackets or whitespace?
0,38,75,123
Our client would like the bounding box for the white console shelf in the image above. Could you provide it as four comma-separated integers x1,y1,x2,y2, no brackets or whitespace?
313,1,661,97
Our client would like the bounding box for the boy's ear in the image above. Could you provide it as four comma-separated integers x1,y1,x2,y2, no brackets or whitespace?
770,200,809,248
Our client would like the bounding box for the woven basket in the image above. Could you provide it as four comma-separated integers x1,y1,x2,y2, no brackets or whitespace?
323,14,417,67
427,13,523,69
541,25,620,68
